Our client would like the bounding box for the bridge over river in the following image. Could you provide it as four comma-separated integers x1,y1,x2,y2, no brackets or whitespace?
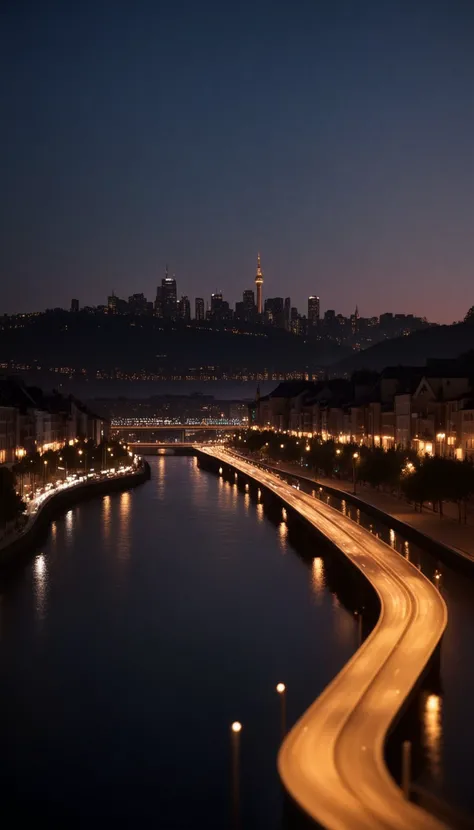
111,422,246,442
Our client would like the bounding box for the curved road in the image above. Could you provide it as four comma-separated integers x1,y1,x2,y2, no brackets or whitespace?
200,448,448,830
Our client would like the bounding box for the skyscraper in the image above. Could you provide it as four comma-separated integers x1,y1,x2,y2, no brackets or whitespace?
236,289,257,323
128,293,147,314
243,289,255,310
70,298,79,313
351,304,359,334
195,297,204,321
284,297,291,330
178,295,191,321
308,296,320,328
154,285,163,317
255,253,264,314
264,297,285,328
161,265,177,319
108,292,118,313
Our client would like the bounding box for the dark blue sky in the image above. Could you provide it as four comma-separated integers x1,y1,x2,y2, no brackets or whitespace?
1,0,473,321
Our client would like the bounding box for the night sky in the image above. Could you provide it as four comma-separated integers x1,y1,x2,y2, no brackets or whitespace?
1,0,473,321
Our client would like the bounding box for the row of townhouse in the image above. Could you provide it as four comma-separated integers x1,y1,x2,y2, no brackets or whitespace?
250,361,474,461
0,376,109,466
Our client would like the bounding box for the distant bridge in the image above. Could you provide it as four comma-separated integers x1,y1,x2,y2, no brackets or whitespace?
111,422,246,431
128,442,199,455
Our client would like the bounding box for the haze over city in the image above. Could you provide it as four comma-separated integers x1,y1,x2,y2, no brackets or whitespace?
1,0,473,321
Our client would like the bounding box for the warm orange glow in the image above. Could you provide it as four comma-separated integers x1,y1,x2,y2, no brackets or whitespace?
231,721,242,733
276,683,286,694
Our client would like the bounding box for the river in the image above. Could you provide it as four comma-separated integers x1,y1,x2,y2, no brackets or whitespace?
0,456,357,828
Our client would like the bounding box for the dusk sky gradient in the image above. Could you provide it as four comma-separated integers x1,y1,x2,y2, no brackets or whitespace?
1,0,473,321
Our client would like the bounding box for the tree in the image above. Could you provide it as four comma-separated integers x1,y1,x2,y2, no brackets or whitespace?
442,459,474,522
464,307,474,324
0,468,25,529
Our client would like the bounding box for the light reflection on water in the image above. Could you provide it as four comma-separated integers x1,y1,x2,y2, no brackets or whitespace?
278,521,288,551
102,495,111,545
423,692,443,784
34,554,47,621
312,556,325,601
64,509,74,543
118,491,131,560
0,457,360,828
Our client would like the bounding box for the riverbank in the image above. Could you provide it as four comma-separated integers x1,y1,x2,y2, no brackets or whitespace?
0,461,150,565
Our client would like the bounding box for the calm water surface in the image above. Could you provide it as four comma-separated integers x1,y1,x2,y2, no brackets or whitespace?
0,457,357,827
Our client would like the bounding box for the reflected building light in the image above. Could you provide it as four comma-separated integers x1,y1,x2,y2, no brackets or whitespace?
256,503,264,522
423,693,443,783
281,507,287,522
257,488,261,500
278,521,288,551
34,553,47,621
244,492,250,509
65,509,74,541
156,456,166,499
356,509,361,525
118,491,131,560
102,495,111,543
312,557,325,599
35,554,45,577
341,499,346,516
404,540,410,560
390,528,396,548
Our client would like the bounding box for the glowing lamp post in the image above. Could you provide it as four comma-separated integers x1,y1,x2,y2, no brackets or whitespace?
276,682,287,738
230,721,242,823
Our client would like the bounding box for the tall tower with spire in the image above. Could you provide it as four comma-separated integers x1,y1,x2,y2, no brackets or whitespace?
255,253,264,315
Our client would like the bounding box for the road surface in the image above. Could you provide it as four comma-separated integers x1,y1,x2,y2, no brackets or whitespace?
200,448,448,830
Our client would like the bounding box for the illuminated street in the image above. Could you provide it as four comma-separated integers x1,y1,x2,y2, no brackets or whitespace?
201,448,448,830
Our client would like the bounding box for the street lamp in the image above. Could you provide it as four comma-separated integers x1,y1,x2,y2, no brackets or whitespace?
276,682,287,738
352,452,359,495
230,721,242,821
43,459,48,487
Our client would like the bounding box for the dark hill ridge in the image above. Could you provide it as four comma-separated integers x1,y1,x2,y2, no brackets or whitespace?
329,322,474,374
0,310,349,374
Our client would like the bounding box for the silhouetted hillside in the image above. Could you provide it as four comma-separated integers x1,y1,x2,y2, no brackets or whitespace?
330,323,474,374
0,310,349,374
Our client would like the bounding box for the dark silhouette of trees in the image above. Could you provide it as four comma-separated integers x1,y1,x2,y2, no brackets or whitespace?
0,468,25,530
235,430,474,522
